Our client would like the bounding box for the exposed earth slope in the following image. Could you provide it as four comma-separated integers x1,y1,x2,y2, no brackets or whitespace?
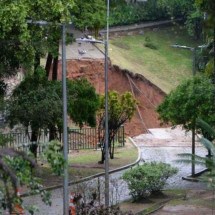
58,58,166,137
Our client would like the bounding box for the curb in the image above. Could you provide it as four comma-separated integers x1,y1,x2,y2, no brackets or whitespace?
21,137,141,197
99,19,182,34
136,198,172,215
182,168,209,182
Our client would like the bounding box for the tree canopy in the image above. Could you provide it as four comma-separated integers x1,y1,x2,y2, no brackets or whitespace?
7,68,99,157
72,0,106,37
157,75,215,130
0,0,74,78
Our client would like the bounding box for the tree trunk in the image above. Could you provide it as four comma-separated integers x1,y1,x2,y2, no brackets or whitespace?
99,145,105,164
109,131,117,159
45,53,53,78
191,125,196,176
34,52,40,71
110,140,115,159
52,56,58,80
49,125,58,141
29,130,38,158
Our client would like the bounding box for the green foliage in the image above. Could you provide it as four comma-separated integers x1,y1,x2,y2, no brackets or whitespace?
144,37,158,50
98,91,137,162
122,162,178,200
67,78,100,128
99,91,137,128
7,68,62,132
0,138,67,213
109,0,194,26
0,148,51,213
72,0,106,36
185,8,203,39
194,0,214,75
0,134,11,147
157,75,215,131
44,140,65,176
0,0,74,77
195,0,215,28
7,70,99,133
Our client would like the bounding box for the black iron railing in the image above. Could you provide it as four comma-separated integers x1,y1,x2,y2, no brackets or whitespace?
1,126,125,154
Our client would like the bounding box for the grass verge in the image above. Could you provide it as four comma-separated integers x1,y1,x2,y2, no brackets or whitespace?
109,25,203,93
34,138,138,188
120,189,215,214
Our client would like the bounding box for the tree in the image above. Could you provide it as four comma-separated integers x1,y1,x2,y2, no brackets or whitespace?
6,68,61,157
7,70,99,157
72,0,106,37
97,91,137,164
194,0,215,76
157,75,215,175
67,78,100,128
0,138,65,214
0,0,74,79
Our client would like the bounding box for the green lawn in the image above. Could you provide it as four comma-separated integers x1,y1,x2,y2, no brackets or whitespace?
34,139,138,188
109,25,203,93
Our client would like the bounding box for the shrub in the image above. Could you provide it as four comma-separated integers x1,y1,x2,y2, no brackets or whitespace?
144,37,158,50
144,42,158,50
122,162,178,200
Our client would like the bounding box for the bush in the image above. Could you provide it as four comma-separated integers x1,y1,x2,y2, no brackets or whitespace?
144,36,158,50
122,162,178,200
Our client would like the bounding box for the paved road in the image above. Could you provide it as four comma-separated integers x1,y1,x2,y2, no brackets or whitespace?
23,126,208,214
58,29,105,60
134,126,208,190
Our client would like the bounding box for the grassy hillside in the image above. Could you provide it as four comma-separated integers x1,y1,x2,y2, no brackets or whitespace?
108,26,203,93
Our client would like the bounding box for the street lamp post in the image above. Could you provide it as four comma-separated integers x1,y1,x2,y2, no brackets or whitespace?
27,20,69,214
171,45,197,76
62,23,69,215
76,36,110,207
76,0,110,207
104,0,110,208
171,44,199,177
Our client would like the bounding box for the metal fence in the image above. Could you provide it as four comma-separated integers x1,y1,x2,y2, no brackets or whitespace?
68,126,125,150
1,126,125,154
1,130,49,154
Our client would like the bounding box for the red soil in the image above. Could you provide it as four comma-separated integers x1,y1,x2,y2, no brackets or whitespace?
58,58,166,137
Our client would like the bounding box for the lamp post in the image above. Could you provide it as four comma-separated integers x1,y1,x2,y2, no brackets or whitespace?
61,23,69,215
171,45,197,76
27,20,69,214
75,36,110,206
171,44,203,177
76,0,110,207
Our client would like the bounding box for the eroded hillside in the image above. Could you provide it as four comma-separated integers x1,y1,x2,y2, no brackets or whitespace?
58,58,166,137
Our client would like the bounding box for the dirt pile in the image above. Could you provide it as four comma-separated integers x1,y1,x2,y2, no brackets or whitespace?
58,58,166,137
